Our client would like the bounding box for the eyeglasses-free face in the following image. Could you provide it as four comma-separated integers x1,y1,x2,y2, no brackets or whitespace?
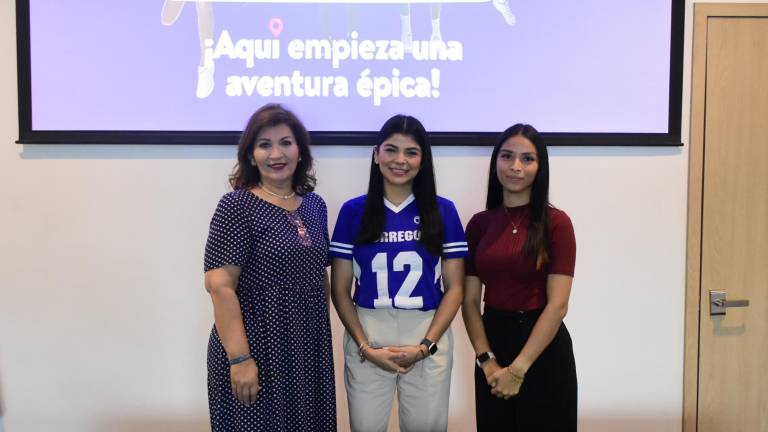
251,124,300,189
374,133,422,189
496,135,538,198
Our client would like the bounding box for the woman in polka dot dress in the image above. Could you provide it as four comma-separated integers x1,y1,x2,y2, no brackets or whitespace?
203,104,335,431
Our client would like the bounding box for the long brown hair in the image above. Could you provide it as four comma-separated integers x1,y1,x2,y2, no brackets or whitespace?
229,104,316,194
486,124,551,269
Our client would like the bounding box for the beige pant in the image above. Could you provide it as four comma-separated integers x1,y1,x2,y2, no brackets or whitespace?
344,307,453,432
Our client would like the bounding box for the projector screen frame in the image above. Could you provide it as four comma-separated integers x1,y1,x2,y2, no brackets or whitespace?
15,0,684,147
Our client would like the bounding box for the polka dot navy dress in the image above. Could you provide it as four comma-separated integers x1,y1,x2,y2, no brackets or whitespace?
204,189,336,431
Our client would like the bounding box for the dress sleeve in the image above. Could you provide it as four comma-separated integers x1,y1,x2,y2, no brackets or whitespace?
440,200,469,259
548,210,576,277
317,195,332,267
203,193,253,271
464,214,481,276
329,201,356,260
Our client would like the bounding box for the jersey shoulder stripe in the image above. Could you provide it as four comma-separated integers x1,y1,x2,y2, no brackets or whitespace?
436,196,469,258
329,195,367,260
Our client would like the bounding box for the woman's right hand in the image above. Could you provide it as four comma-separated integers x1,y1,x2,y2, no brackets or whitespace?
230,359,261,405
364,346,410,374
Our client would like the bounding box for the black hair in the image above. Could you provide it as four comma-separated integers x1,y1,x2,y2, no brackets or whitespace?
355,114,444,256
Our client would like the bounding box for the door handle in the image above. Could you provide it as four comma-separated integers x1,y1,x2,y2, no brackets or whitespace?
710,290,750,316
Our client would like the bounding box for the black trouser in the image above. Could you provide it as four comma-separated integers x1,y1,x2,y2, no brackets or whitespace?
474,307,577,432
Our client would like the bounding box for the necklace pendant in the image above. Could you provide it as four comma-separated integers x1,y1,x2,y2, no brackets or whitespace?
512,228,518,234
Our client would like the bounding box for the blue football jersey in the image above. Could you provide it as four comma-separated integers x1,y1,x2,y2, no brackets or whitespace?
330,194,468,311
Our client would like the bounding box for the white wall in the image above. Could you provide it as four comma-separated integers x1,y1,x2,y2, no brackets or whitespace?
0,1,754,431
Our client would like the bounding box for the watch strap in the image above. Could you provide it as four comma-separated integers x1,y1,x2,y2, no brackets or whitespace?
420,338,438,356
475,351,496,368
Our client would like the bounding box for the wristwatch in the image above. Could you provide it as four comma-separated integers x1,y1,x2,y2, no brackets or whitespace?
420,338,438,356
475,351,496,368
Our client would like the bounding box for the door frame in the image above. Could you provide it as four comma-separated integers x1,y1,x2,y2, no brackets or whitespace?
684,4,768,432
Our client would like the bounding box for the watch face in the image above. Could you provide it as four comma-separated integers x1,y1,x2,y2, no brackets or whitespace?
428,343,438,355
476,352,495,365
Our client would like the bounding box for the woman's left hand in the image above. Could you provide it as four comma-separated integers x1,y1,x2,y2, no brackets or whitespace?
488,364,527,399
388,345,425,370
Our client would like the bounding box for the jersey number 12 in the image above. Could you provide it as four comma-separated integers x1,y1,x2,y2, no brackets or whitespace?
371,251,423,309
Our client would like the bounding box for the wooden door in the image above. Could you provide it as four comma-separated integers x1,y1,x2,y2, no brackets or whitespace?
686,5,768,432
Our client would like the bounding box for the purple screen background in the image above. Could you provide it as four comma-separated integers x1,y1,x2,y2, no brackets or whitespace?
29,0,671,133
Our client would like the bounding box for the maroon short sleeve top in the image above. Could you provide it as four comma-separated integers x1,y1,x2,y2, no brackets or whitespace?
465,204,576,310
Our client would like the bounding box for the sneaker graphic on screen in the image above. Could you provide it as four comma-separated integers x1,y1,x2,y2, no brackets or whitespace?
197,63,215,99
492,0,516,26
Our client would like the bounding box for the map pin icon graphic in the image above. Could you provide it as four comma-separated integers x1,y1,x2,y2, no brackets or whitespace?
269,18,284,38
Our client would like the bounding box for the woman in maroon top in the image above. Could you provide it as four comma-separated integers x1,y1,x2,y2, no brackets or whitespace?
462,124,576,431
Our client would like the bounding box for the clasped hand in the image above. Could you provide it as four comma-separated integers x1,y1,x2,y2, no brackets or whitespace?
365,345,425,374
483,359,526,400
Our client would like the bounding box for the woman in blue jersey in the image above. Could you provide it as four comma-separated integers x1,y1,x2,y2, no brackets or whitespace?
330,114,467,432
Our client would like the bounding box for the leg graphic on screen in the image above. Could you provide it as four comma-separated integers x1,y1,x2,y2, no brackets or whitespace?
321,4,359,40
430,3,442,42
400,4,413,52
401,3,442,52
348,4,359,38
161,1,216,99
321,4,332,39
160,0,185,25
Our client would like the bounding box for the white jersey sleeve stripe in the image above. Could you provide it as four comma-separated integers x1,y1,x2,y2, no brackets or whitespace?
442,242,468,247
443,247,469,253
329,247,353,255
330,241,354,248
